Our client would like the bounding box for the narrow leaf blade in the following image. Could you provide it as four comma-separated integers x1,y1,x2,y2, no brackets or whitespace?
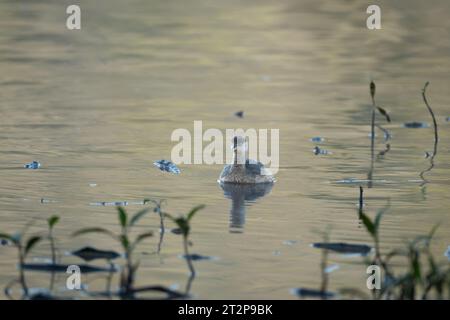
187,205,205,221
47,215,60,229
24,236,42,256
118,207,127,228
129,208,150,227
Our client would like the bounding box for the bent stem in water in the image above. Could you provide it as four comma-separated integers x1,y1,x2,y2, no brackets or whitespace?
368,81,376,188
144,198,167,254
419,82,439,186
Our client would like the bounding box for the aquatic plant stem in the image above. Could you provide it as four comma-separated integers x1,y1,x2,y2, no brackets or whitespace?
420,82,438,185
17,244,28,297
48,230,56,291
183,236,196,295
358,186,364,216
184,237,195,276
368,81,376,188
422,82,438,152
157,209,165,254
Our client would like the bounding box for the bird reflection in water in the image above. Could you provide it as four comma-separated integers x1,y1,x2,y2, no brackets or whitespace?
219,182,273,233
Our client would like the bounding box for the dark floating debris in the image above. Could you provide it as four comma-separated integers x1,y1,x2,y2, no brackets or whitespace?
180,254,215,261
90,200,150,206
29,292,58,300
313,146,330,155
291,288,336,299
403,122,429,128
21,263,117,273
90,201,131,206
234,111,244,118
310,136,325,143
153,160,181,174
24,161,41,169
312,242,371,256
40,198,56,204
171,228,182,235
71,246,120,262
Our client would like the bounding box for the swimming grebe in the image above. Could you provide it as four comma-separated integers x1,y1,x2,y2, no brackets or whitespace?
218,136,275,184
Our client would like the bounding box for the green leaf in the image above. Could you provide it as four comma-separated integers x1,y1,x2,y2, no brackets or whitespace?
427,224,439,242
370,81,376,99
374,211,384,234
187,205,205,222
132,232,154,249
72,228,117,240
129,208,150,227
0,233,18,246
165,213,190,236
411,251,421,281
177,218,190,237
0,233,13,241
120,235,130,250
118,207,127,228
24,236,42,256
376,107,391,123
360,212,375,238
47,216,60,229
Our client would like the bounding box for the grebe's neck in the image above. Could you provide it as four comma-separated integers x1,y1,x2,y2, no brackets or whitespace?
233,147,246,166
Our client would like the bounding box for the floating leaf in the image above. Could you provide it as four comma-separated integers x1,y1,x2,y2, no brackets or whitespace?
171,228,182,235
180,254,213,261
22,263,116,273
313,146,331,155
312,242,371,256
153,160,181,174
71,246,120,261
24,161,41,169
403,122,429,128
310,137,325,143
291,287,336,299
234,111,244,118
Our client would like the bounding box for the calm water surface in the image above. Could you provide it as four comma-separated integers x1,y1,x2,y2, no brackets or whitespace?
1,0,450,299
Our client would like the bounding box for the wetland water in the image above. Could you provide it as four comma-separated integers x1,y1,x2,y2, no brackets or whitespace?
1,0,450,299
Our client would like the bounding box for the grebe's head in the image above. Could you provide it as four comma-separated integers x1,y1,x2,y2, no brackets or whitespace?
232,136,247,152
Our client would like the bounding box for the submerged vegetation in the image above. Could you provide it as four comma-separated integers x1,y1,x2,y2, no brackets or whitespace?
356,192,450,299
0,81,447,300
0,201,205,300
